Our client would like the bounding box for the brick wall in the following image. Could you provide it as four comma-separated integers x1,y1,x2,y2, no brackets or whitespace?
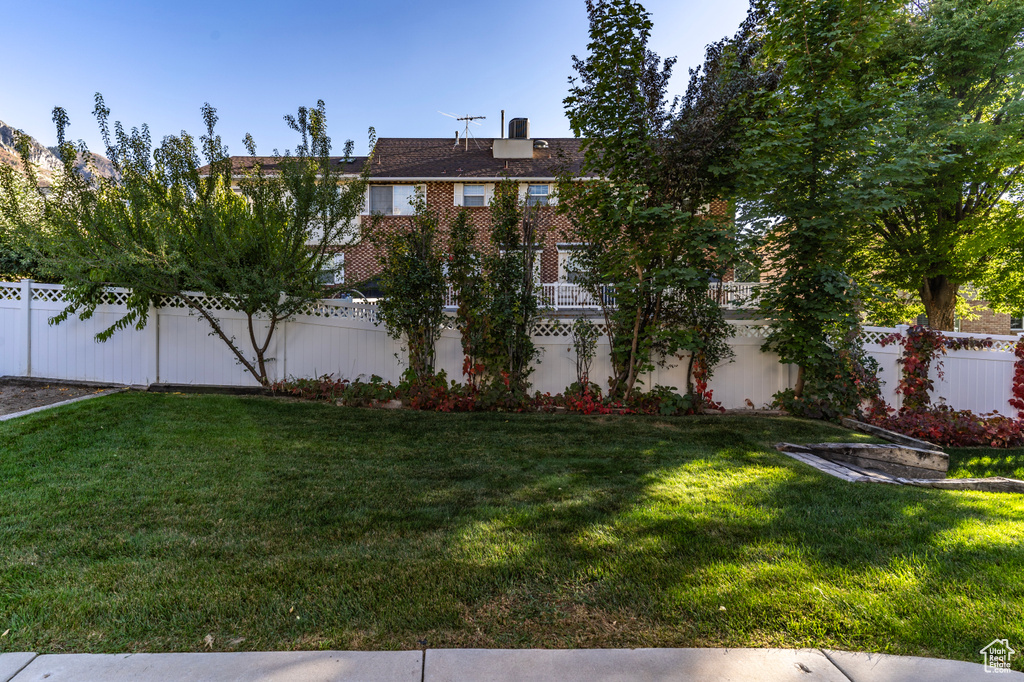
342,181,575,285
342,184,733,285
960,301,1013,336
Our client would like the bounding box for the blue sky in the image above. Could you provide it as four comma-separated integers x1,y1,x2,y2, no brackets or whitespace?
5,0,750,157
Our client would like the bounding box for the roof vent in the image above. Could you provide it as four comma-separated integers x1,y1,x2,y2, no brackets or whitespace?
534,139,549,149
508,118,530,140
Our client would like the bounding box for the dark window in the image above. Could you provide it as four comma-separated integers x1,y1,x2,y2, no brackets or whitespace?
369,186,393,215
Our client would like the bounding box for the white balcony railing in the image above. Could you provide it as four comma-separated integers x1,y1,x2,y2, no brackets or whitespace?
443,282,761,311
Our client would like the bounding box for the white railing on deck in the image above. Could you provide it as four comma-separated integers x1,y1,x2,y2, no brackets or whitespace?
443,282,761,310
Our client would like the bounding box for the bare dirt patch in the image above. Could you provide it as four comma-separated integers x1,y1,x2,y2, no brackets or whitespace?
0,379,114,416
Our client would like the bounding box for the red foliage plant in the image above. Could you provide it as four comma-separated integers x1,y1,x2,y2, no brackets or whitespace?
871,406,1024,448
873,326,1022,447
880,325,994,410
1011,338,1024,420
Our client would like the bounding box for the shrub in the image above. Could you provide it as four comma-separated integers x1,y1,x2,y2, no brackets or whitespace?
870,406,1024,448
272,375,394,407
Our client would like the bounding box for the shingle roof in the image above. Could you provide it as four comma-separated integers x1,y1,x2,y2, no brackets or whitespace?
367,138,591,179
200,137,590,180
199,156,368,176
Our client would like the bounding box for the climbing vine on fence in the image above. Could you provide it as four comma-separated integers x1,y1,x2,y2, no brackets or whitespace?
870,325,1024,447
880,325,995,410
1011,338,1024,420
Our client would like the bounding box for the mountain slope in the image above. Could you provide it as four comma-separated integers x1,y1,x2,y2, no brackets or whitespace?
0,119,116,186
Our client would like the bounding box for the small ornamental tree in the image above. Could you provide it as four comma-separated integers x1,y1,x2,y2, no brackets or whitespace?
446,208,487,386
479,179,541,394
569,317,600,391
446,180,541,396
0,94,370,387
371,191,447,383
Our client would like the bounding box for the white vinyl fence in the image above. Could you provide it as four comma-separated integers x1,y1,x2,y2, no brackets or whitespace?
1,281,1019,414
863,325,1021,415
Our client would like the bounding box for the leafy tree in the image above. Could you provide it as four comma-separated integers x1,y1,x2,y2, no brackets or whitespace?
447,180,541,396
0,95,369,386
741,0,900,401
854,0,1024,330
482,180,542,394
371,191,447,382
0,159,46,280
562,0,746,403
446,208,486,386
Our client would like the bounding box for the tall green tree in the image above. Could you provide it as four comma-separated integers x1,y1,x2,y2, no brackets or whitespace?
371,192,447,382
854,0,1024,330
445,181,541,395
742,0,900,399
562,0,748,402
0,95,370,386
481,180,542,394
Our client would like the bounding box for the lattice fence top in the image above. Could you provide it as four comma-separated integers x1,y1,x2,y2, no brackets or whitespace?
100,290,132,306
530,319,607,338
861,325,1020,353
861,328,895,346
732,323,771,338
301,301,381,324
958,338,1018,353
11,282,1021,351
0,283,21,302
161,293,235,311
30,286,66,303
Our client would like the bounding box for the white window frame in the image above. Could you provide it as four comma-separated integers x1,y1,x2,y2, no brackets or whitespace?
365,184,424,216
526,184,550,207
556,244,586,284
1011,314,1023,332
462,184,486,207
453,182,495,207
320,252,345,286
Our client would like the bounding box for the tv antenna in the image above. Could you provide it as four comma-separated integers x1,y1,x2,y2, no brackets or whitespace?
439,111,486,150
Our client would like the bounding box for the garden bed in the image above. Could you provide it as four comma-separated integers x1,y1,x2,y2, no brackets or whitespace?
0,377,115,416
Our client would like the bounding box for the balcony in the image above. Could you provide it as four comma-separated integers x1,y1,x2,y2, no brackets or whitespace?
444,282,761,311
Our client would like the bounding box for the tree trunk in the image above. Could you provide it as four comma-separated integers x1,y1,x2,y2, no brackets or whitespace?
685,352,696,398
794,365,805,398
920,276,958,331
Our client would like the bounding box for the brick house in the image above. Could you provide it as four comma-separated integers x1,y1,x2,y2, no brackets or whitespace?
344,128,595,288
215,121,731,301
930,301,1022,336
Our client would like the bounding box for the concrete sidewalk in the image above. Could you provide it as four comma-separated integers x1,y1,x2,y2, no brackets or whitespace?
1,647,1020,682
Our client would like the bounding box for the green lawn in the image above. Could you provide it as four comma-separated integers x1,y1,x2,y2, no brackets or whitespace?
948,446,1024,480
1,392,1022,668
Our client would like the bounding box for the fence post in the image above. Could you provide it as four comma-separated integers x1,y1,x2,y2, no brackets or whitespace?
20,279,32,377
894,324,909,410
148,301,160,386
278,293,288,384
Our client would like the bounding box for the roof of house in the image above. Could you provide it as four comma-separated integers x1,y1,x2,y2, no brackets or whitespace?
201,137,590,180
367,137,591,179
203,155,368,176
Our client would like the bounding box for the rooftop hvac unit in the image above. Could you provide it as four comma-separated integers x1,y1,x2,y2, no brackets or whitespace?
508,118,530,140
